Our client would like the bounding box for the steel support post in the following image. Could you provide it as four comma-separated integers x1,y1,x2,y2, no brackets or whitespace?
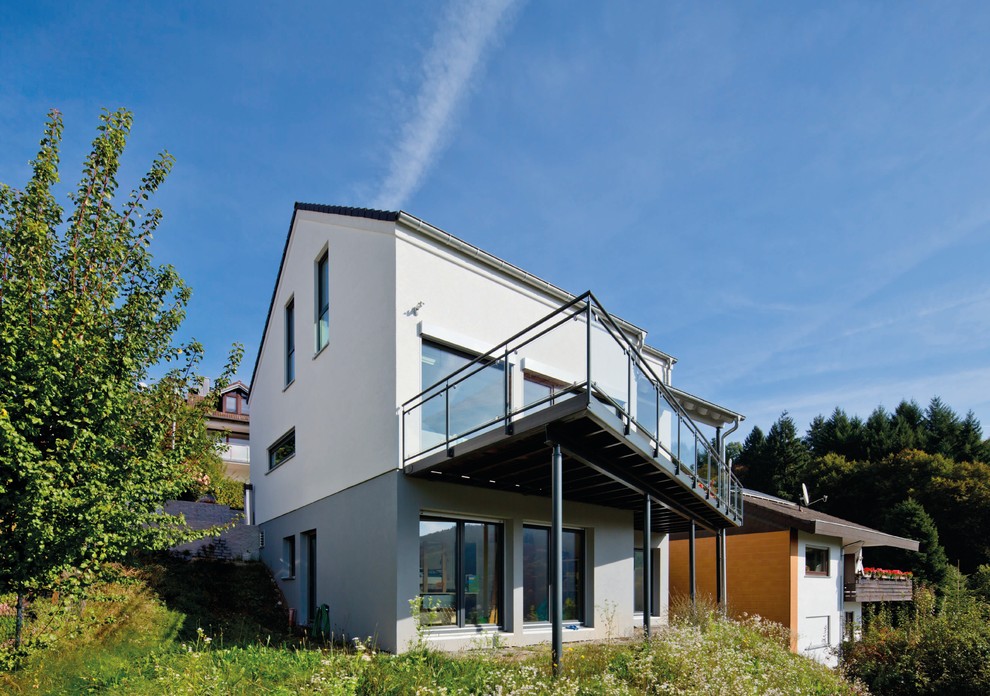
715,527,724,607
719,528,728,614
643,495,652,639
551,442,563,677
689,519,697,608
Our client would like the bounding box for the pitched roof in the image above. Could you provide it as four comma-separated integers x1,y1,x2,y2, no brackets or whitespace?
249,204,685,398
741,489,920,551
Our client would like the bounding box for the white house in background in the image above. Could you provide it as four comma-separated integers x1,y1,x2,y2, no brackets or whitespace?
249,204,745,657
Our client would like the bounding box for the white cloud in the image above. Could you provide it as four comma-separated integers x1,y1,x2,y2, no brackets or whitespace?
372,0,520,210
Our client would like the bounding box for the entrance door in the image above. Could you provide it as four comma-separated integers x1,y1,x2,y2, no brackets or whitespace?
302,530,317,624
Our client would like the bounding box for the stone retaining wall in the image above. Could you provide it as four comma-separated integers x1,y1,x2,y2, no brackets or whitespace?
165,500,260,561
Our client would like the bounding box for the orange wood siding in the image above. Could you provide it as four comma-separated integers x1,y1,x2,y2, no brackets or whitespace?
669,530,795,637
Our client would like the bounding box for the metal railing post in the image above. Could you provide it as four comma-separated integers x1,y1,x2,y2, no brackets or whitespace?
586,301,592,405
654,388,660,458
504,346,512,435
445,385,452,457
625,351,632,435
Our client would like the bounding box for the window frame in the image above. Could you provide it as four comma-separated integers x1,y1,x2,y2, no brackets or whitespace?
268,428,296,471
523,372,567,413
522,524,586,625
315,250,329,354
419,515,503,630
805,545,830,577
285,297,296,386
282,535,296,580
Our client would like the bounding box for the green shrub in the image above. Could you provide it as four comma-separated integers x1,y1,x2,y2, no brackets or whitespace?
843,585,990,695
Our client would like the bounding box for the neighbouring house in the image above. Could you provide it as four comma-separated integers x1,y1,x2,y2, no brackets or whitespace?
249,204,745,658
669,489,919,666
190,379,252,483
209,380,251,483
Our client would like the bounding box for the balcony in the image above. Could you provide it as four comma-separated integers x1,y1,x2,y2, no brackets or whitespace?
221,443,251,464
845,572,914,602
401,292,743,534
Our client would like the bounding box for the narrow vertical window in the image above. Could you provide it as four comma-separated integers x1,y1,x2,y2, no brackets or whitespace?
315,251,329,352
523,525,584,623
283,535,296,579
285,298,295,385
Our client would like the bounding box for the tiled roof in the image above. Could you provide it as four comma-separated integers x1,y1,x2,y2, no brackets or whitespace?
741,490,919,550
295,203,399,221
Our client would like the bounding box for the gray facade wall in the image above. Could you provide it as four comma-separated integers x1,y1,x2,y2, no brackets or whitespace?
261,472,400,648
262,469,639,654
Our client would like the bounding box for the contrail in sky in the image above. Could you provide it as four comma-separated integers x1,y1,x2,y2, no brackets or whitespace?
373,0,519,210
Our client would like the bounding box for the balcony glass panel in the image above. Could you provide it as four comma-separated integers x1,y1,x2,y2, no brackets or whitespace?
421,341,504,451
523,375,555,414
634,365,658,440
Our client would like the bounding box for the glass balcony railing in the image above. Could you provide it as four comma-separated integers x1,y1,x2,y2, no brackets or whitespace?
401,292,743,522
219,442,250,463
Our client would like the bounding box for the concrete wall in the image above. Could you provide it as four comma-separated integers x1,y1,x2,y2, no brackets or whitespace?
259,472,400,645
260,471,645,654
251,211,398,523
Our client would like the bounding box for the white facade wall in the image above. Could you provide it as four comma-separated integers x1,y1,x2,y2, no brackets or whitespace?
795,532,843,666
394,228,672,459
251,211,397,523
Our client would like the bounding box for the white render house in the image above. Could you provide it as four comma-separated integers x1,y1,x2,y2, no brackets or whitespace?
249,204,745,660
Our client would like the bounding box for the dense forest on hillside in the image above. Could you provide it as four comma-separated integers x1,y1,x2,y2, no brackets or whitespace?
731,397,990,583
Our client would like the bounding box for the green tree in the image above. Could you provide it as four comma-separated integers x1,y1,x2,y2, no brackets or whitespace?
875,499,949,587
0,109,240,647
956,411,988,463
891,400,925,453
924,396,961,460
969,564,990,604
805,407,866,460
762,412,811,500
732,425,766,489
863,405,895,460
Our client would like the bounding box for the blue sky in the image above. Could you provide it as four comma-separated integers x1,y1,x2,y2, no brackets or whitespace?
2,1,989,442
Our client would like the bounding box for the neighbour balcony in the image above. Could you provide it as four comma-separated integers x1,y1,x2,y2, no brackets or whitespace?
845,570,914,602
401,292,743,533
218,442,251,463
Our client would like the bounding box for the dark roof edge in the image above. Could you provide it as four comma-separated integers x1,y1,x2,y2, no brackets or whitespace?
743,490,920,551
295,202,399,222
248,207,300,395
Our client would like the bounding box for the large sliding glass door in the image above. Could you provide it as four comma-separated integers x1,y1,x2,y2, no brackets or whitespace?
419,517,502,627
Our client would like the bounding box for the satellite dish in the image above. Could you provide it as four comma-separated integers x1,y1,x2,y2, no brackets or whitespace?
800,482,828,508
